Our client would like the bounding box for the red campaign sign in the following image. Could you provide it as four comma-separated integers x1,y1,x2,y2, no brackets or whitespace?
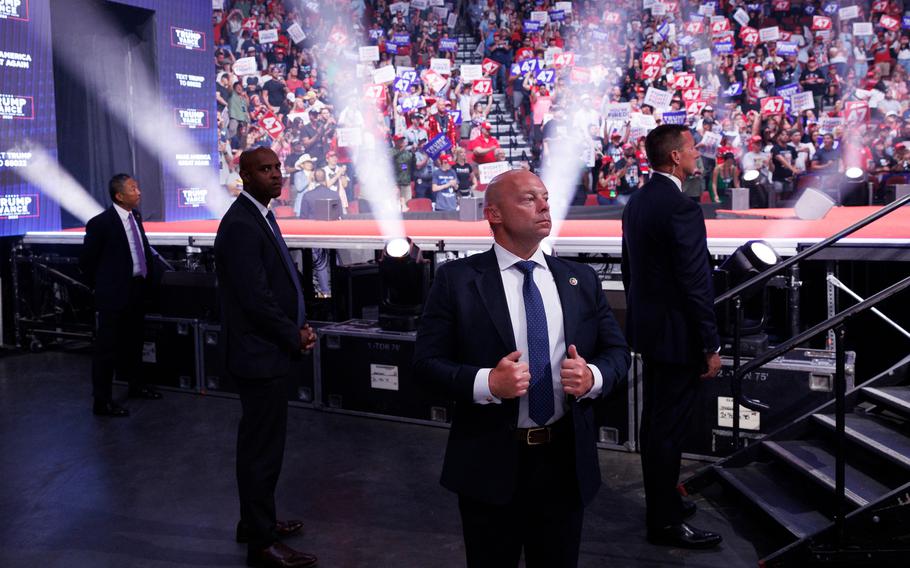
682,88,702,102
472,78,492,95
686,101,706,116
242,18,258,31
741,28,759,46
684,21,705,35
664,1,679,12
872,0,889,12
761,96,785,116
710,19,730,34
604,12,620,25
553,52,575,68
780,31,793,41
714,31,734,44
641,65,662,80
773,0,790,10
642,51,663,68
364,83,385,100
671,73,696,90
880,15,901,32
845,101,869,123
330,31,348,45
259,112,284,140
570,67,590,83
812,16,832,31
481,58,501,76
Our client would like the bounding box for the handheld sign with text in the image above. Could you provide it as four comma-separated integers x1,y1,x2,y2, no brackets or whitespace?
535,69,556,84
759,26,780,42
523,20,542,33
642,65,662,80
791,91,815,112
880,15,901,32
686,100,707,116
439,38,458,52
710,18,730,34
553,52,575,68
773,0,790,10
845,101,869,123
604,12,621,25
259,112,284,139
460,64,482,82
671,73,696,90
393,77,413,93
662,110,687,125
481,58,501,76
642,51,663,68
723,82,743,97
364,84,385,101
423,133,453,160
761,96,784,116
684,21,705,34
812,15,832,31
740,26,759,45
644,87,673,110
683,88,703,103
472,78,492,95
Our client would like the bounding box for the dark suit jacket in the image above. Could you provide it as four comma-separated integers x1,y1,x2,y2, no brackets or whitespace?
413,248,630,506
621,173,720,366
80,206,156,311
214,195,302,379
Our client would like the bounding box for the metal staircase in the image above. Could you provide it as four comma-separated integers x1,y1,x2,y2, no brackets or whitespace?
682,194,910,566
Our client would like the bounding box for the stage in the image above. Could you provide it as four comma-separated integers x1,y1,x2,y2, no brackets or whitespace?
21,205,910,257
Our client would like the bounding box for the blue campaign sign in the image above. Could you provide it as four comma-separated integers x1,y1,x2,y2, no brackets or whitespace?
399,96,424,112
777,82,801,99
393,77,412,93
510,63,523,77
536,68,555,84
393,33,410,45
399,70,418,83
804,5,816,15
449,110,462,125
777,42,798,55
765,70,776,84
723,82,743,96
591,29,608,42
520,59,541,74
423,132,453,160
369,29,384,40
523,20,542,33
670,57,684,72
386,42,399,54
439,38,458,52
714,41,733,54
903,15,910,29
824,3,838,15
662,111,687,125
549,10,565,22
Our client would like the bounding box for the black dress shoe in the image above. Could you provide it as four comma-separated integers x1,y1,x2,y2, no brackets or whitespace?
128,386,162,400
682,499,697,520
93,401,130,417
237,519,304,543
647,522,722,549
246,542,317,568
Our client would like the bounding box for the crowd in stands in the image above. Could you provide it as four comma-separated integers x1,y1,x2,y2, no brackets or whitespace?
213,0,910,216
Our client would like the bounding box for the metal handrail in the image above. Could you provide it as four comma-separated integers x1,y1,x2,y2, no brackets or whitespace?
714,192,910,306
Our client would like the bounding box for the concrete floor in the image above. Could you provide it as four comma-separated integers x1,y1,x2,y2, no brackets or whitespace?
0,350,768,567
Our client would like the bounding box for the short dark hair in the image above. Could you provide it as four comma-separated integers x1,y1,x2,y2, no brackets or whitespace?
108,173,132,202
645,125,689,169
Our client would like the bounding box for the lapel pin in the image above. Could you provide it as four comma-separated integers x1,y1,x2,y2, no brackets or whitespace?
569,277,578,286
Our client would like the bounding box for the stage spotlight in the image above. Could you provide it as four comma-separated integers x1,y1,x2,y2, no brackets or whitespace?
842,167,868,206
741,169,771,208
378,237,430,332
714,240,781,351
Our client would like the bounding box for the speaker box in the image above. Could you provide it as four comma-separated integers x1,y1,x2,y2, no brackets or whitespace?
331,262,380,321
459,196,484,221
313,198,341,220
794,188,835,220
730,187,750,210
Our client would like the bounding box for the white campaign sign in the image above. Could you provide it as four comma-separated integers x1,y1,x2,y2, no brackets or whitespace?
839,6,859,21
233,57,257,76
336,127,363,147
691,48,712,65
644,87,673,110
359,46,380,62
373,65,396,84
460,64,483,81
759,26,780,42
478,161,512,184
853,22,874,36
258,29,279,44
790,91,815,112
530,10,549,22
431,58,452,75
287,23,306,44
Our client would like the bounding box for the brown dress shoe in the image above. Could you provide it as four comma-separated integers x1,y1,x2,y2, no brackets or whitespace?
246,542,317,568
236,519,304,543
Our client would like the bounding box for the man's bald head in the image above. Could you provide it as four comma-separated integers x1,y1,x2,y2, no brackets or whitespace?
484,169,540,209
238,147,278,175
483,170,551,257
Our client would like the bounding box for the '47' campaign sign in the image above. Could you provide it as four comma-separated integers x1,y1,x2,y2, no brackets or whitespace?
481,58,501,76
259,112,284,139
761,96,785,115
472,78,492,95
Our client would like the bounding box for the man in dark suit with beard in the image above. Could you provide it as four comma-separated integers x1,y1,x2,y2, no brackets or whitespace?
214,148,317,568
621,124,723,549
80,174,162,417
414,170,630,567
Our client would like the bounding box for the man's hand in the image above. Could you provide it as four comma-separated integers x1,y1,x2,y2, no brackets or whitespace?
561,344,594,397
299,324,317,352
489,350,530,399
701,351,722,380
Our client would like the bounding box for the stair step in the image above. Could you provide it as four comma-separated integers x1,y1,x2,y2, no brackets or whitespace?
763,440,892,507
863,386,910,416
812,413,910,469
716,462,832,539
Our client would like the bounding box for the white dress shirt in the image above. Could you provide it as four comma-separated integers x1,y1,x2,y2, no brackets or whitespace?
240,190,270,218
654,170,683,192
113,203,145,277
472,243,604,427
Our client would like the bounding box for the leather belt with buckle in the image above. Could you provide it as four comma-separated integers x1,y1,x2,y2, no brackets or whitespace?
516,426,554,446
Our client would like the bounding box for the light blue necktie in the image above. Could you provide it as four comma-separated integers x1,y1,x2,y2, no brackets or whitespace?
515,260,555,426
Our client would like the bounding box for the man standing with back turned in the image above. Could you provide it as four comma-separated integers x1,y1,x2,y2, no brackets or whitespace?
621,124,723,549
415,170,630,567
215,148,318,568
